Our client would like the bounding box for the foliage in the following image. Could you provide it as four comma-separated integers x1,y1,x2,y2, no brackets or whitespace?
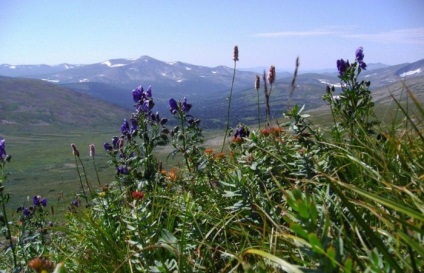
1,47,423,273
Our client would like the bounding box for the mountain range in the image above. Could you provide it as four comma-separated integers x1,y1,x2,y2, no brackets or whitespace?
1,56,424,128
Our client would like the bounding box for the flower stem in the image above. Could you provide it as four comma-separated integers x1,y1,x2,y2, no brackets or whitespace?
221,60,237,152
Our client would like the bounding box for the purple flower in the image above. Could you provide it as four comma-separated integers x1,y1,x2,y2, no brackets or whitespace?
169,98,178,114
355,47,367,70
41,198,47,207
0,139,7,161
121,119,130,135
182,97,192,113
130,117,138,133
104,143,113,151
23,208,31,217
355,47,364,62
234,126,250,138
33,195,41,206
112,136,119,149
71,200,80,207
132,86,143,103
146,86,152,98
337,59,349,76
117,165,128,175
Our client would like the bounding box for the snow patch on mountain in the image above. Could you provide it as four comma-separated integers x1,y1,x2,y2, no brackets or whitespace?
42,79,60,83
318,79,341,88
400,68,422,77
102,61,126,68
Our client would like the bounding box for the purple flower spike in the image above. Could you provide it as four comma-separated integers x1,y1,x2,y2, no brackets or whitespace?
146,86,152,98
41,198,47,207
182,97,192,113
0,139,7,161
121,119,130,135
355,47,367,70
104,143,113,151
169,98,178,114
132,86,143,103
33,195,41,206
23,208,31,217
71,200,80,207
337,59,349,76
355,47,364,62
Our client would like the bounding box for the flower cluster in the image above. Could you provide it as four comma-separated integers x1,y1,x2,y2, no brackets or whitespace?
0,138,11,162
28,257,55,273
355,46,367,70
337,47,367,76
33,195,48,207
132,85,154,114
169,97,192,115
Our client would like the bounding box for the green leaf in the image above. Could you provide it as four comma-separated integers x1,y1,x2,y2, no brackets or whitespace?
308,233,324,254
243,248,304,273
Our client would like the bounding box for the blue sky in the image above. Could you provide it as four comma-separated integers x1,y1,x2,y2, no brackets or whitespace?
1,0,423,71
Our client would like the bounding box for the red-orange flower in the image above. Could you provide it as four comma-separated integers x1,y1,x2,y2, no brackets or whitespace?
204,148,214,155
131,191,145,200
167,169,178,182
232,137,243,144
28,257,55,273
261,129,270,136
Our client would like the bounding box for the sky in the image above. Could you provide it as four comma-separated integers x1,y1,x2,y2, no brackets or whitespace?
1,0,424,71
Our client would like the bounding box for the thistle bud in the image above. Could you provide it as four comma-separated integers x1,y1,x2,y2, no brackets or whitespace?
267,65,275,85
89,144,95,157
71,143,80,157
233,45,239,62
255,75,260,91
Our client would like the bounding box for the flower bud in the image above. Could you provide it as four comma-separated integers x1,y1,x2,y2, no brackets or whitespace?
71,143,80,157
89,144,95,157
233,45,239,62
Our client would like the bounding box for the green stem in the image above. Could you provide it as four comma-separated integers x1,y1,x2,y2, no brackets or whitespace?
74,155,88,203
179,110,190,171
92,157,102,187
221,60,237,152
0,163,17,269
257,90,261,129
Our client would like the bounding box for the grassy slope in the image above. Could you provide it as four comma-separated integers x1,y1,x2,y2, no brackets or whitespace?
1,76,423,211
0,77,131,210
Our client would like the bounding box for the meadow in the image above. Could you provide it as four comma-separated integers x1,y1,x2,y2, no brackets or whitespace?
1,47,423,273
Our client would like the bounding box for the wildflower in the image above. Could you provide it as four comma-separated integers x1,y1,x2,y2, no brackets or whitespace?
233,45,239,62
89,144,95,157
131,191,145,200
204,148,214,155
270,127,283,136
214,152,226,160
132,86,143,103
71,143,80,157
0,138,7,161
121,119,130,135
336,59,349,76
169,98,178,114
117,165,128,175
355,46,367,70
23,207,31,217
182,97,192,113
28,257,55,273
232,137,243,144
167,169,178,182
234,126,249,138
255,75,260,91
267,66,275,85
146,85,152,98
98,191,107,198
103,143,113,151
261,129,270,136
112,136,119,149
71,200,80,207
130,117,138,133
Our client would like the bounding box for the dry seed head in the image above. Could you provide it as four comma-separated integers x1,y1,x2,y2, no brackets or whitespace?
233,45,239,62
255,75,260,91
267,65,275,85
71,143,80,157
89,144,95,157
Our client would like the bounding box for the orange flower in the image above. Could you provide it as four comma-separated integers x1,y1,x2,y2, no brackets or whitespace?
204,148,214,155
160,170,168,176
28,257,55,273
214,152,226,160
232,137,243,144
270,127,283,136
167,169,178,182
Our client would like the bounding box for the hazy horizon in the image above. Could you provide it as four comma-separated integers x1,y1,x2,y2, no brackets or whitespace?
1,0,423,70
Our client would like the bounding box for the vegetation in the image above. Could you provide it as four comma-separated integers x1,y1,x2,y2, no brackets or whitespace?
1,47,423,273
